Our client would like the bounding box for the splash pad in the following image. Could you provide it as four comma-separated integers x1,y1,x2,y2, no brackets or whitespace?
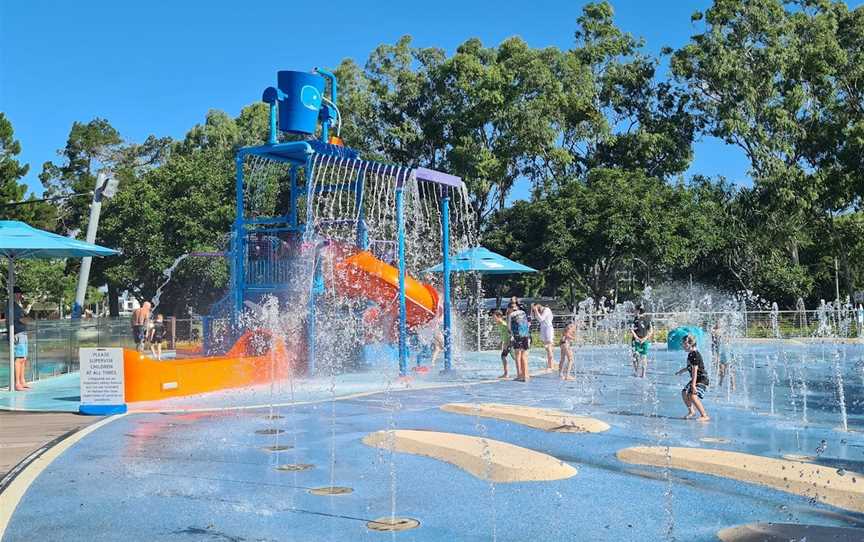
5,69,864,542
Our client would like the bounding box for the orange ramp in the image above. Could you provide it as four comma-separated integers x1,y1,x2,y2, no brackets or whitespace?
123,330,297,403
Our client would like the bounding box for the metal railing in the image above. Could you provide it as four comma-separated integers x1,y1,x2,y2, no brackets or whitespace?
473,309,864,350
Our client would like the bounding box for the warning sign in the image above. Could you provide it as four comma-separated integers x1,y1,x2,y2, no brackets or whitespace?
79,347,125,406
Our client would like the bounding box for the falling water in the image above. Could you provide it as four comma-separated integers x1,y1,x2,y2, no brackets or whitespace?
150,253,190,312
832,349,849,432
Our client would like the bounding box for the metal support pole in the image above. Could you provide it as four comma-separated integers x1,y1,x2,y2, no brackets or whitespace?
268,103,277,145
288,166,298,229
304,157,317,374
396,185,407,375
441,192,453,371
232,154,246,329
355,170,368,250
72,177,106,318
476,273,481,352
7,258,16,391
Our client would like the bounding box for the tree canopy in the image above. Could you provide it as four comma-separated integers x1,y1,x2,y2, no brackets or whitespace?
3,0,863,314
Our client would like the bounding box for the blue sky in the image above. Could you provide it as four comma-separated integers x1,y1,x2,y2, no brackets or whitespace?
2,0,857,199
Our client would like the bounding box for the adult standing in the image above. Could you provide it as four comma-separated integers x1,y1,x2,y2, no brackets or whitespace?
630,304,653,378
8,286,33,391
532,303,555,370
131,301,151,352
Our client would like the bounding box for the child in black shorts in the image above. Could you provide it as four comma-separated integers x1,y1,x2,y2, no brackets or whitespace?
675,334,710,421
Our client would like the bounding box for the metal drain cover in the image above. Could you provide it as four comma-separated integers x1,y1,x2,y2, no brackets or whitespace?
367,517,420,532
308,486,354,496
255,428,285,435
276,463,313,472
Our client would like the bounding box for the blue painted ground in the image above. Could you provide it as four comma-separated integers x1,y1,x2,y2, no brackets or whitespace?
4,341,864,541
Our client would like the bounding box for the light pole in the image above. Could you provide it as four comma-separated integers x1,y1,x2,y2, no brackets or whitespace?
72,171,118,318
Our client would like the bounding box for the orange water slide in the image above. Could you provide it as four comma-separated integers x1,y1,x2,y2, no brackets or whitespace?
331,250,439,328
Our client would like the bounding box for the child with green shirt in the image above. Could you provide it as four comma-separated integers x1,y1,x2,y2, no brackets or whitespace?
492,310,513,378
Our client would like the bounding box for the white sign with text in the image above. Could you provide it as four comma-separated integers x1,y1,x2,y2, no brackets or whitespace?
79,347,125,405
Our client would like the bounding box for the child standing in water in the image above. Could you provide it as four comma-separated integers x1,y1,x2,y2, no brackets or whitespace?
675,334,710,421
558,322,577,380
508,300,531,382
148,314,167,360
492,310,513,378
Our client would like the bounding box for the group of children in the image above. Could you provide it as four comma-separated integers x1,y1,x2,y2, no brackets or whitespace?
490,298,715,421
491,297,578,383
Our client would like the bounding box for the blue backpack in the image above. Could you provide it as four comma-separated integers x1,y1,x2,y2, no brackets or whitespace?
510,311,530,339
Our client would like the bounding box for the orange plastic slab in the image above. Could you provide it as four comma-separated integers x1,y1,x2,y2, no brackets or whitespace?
124,330,296,403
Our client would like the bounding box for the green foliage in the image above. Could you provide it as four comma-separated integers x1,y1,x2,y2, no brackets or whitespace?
0,113,56,228
7,0,862,316
39,118,122,234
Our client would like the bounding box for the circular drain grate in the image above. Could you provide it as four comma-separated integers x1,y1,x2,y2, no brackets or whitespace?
255,428,285,435
276,463,314,472
262,445,293,452
262,414,284,420
308,486,354,496
367,517,420,532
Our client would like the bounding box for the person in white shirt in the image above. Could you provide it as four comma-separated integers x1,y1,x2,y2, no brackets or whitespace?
532,303,555,370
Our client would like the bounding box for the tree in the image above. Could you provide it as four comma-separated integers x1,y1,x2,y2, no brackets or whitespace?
485,168,721,305
542,1,696,190
0,113,56,228
39,118,122,235
671,0,864,303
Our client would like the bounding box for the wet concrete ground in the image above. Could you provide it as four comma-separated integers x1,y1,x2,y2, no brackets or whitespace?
4,342,864,541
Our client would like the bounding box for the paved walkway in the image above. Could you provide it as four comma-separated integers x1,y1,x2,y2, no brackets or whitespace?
0,411,100,476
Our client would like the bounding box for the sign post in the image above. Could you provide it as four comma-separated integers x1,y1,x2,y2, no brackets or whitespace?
79,347,127,415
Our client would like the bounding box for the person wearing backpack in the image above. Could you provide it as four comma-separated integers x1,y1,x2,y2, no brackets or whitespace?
507,299,531,382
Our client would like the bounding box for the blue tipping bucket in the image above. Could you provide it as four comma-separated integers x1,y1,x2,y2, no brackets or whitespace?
667,326,706,351
276,71,325,135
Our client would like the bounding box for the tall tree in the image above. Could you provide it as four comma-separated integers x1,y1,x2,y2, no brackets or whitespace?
0,113,55,227
39,118,122,235
672,0,864,302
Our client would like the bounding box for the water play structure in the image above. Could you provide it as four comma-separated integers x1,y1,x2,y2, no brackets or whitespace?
120,68,475,402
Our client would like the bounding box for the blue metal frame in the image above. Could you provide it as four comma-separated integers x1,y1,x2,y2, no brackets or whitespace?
396,181,408,375
219,70,464,377
441,191,453,372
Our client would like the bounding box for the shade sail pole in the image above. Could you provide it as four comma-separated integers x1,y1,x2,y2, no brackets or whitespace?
7,257,15,392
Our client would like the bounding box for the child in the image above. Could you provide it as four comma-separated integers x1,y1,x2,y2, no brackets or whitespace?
675,334,710,421
532,303,555,370
508,300,531,382
492,310,514,378
630,305,652,378
559,322,577,380
717,343,736,391
148,314,167,360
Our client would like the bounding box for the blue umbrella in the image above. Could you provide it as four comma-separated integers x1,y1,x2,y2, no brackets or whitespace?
424,246,537,275
1,221,118,391
425,246,537,350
